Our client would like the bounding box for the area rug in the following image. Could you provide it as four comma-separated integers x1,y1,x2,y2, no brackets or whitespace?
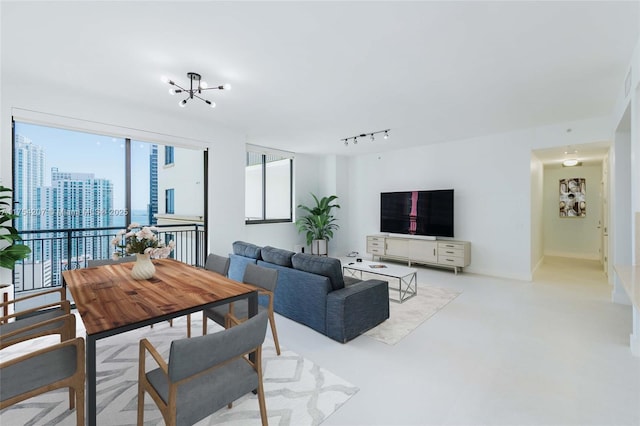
364,286,461,345
0,315,358,426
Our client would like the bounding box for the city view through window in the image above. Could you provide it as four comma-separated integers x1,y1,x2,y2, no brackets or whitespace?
12,121,203,291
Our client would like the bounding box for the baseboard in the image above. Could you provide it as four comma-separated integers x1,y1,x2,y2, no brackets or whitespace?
543,251,601,261
612,286,632,305
630,333,640,357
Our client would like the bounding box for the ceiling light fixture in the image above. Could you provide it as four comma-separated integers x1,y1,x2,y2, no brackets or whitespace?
562,159,580,167
342,129,391,146
562,145,580,167
163,72,231,109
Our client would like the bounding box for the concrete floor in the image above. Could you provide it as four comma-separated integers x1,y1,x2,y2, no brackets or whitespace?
274,256,640,426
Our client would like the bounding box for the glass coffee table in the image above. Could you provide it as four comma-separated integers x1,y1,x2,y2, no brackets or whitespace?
343,260,417,303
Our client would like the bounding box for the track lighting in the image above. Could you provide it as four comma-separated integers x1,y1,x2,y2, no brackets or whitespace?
163,72,230,109
341,129,391,146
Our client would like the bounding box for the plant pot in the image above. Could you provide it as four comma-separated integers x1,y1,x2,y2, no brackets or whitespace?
311,239,328,256
131,253,156,280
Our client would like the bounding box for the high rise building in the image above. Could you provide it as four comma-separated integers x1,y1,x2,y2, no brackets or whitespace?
14,134,45,231
149,144,158,225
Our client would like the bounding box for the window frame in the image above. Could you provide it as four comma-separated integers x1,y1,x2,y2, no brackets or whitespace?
165,188,175,214
245,149,293,225
164,146,175,165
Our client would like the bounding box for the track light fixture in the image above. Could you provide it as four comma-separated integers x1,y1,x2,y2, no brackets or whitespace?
163,72,231,109
341,129,391,146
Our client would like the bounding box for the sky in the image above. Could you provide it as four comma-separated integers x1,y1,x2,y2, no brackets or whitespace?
15,122,151,211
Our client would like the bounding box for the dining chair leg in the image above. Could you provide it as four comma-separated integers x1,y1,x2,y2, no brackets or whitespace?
202,312,208,335
76,383,85,426
268,311,281,356
187,314,191,338
256,347,268,425
137,344,145,426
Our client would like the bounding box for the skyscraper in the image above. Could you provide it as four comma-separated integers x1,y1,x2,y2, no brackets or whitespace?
14,134,45,231
149,144,158,225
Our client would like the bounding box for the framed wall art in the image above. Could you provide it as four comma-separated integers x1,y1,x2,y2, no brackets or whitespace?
559,178,586,217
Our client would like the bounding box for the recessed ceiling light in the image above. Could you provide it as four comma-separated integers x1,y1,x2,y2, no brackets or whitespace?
563,159,579,167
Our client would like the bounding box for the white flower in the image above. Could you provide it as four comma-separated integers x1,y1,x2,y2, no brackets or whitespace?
111,224,175,258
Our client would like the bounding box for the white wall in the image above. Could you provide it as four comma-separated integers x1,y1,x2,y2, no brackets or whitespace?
530,155,544,272
542,164,603,259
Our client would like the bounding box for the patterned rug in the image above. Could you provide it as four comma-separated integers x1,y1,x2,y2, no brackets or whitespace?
365,286,461,345
0,314,358,425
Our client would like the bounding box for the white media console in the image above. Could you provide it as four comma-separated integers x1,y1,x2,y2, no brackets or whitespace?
366,235,471,274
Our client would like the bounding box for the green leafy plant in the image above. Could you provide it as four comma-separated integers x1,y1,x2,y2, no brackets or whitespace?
295,193,341,246
0,185,31,269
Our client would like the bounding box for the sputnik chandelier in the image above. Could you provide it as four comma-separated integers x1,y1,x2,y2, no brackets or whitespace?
163,72,231,108
341,129,390,146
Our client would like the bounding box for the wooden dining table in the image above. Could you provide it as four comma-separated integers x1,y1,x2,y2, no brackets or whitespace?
62,258,258,426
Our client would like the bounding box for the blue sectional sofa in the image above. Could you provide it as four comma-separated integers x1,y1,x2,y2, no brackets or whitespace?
229,241,390,343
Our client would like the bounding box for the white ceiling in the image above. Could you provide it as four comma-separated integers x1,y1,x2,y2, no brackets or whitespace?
2,1,638,162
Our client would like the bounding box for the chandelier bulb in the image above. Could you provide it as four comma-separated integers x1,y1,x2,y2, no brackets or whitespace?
370,134,375,141
179,99,187,107
384,131,389,139
223,83,232,90
169,88,176,95
344,140,348,147
200,81,208,89
205,100,216,108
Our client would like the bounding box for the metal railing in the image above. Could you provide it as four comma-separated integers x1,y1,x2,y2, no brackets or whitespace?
13,224,206,295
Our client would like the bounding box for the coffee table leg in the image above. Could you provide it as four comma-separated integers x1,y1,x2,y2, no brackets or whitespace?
87,334,96,426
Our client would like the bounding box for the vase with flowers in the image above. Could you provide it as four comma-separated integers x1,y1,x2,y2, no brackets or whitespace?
111,223,176,280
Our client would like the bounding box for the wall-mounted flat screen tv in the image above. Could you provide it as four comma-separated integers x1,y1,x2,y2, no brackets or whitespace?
380,189,454,238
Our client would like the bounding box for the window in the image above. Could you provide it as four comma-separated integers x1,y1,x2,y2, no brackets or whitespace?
245,148,292,223
165,188,175,214
165,146,174,165
12,119,207,291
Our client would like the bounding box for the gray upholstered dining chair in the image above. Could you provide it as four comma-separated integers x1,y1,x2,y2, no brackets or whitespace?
137,310,269,426
86,255,136,267
205,253,231,276
184,253,231,337
0,286,74,350
203,263,281,355
1,335,86,426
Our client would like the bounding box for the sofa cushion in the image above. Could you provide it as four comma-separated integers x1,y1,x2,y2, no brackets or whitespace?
261,246,295,267
232,241,262,259
228,254,258,282
291,253,345,291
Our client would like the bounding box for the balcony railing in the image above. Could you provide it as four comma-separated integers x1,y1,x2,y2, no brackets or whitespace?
13,224,206,296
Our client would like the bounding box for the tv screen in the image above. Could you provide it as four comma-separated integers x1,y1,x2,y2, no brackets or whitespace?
380,190,454,237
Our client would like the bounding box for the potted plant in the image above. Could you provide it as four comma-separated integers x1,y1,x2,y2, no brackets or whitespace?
0,185,31,316
295,193,340,255
0,185,31,269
